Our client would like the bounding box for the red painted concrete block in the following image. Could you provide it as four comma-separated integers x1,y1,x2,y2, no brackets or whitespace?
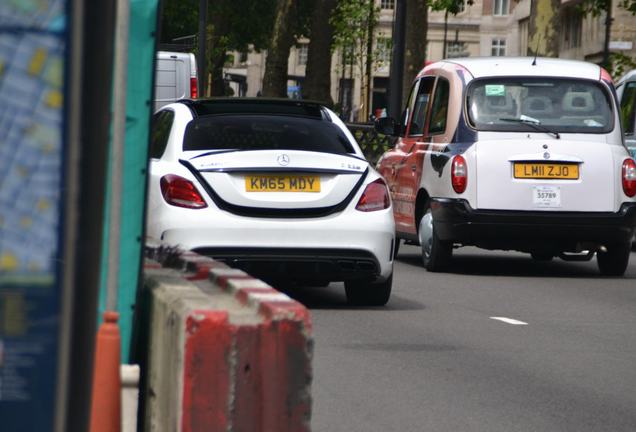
182,310,232,432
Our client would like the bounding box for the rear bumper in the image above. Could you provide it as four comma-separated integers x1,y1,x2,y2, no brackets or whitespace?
149,205,395,281
431,198,636,250
192,247,383,282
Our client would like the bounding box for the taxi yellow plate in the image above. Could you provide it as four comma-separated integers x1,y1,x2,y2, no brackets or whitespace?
245,175,321,192
513,163,579,179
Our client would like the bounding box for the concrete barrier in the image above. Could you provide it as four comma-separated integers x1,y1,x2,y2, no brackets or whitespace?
138,250,313,432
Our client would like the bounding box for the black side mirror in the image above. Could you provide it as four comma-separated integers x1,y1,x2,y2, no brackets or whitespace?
374,117,399,136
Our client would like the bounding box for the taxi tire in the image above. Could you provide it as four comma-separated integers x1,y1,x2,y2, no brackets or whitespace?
420,205,452,272
345,274,392,306
597,242,631,276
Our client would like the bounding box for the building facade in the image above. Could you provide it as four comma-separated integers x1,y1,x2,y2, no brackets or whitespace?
223,0,636,121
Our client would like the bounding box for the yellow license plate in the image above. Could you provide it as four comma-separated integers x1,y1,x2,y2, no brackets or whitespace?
513,163,579,179
245,175,321,192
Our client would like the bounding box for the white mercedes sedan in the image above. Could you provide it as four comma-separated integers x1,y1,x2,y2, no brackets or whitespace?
146,98,395,305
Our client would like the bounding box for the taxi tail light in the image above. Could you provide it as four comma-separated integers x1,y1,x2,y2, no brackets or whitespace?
160,174,207,209
451,155,467,194
622,159,636,197
356,178,390,212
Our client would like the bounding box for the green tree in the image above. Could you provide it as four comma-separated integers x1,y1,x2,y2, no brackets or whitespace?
580,0,636,15
261,0,314,97
262,0,298,97
159,0,198,44
160,0,277,96
579,0,636,78
331,0,379,120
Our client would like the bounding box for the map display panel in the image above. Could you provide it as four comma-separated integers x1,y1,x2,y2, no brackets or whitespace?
0,1,67,429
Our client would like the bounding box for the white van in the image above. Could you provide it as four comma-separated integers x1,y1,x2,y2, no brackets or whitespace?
154,51,198,111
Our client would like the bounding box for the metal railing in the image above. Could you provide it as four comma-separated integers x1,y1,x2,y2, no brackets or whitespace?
346,123,396,166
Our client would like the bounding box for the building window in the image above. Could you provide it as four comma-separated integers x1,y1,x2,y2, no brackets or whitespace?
457,0,466,13
297,44,309,66
561,9,582,49
491,38,506,56
381,0,395,9
447,41,468,58
376,37,391,66
493,0,508,16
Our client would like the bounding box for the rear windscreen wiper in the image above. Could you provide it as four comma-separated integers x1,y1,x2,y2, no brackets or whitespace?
499,115,560,139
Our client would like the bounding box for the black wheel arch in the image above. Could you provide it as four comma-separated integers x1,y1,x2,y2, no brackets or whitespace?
415,189,430,235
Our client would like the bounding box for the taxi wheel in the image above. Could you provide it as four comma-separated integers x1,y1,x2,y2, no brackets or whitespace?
597,242,631,276
419,206,452,272
345,274,392,306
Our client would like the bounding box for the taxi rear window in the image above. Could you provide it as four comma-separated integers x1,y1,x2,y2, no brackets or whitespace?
466,78,613,134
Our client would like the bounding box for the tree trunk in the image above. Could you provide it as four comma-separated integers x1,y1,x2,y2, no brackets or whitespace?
262,0,297,97
527,0,560,57
364,0,375,121
208,2,230,96
303,0,338,105
402,0,427,104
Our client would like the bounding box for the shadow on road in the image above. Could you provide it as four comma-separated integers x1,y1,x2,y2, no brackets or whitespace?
396,249,636,279
275,282,426,311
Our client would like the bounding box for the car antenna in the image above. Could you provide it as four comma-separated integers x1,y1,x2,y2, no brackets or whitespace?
531,34,542,66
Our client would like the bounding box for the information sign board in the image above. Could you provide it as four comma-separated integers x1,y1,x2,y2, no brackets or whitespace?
0,1,68,430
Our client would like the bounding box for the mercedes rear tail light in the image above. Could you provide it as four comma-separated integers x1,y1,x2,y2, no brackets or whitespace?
190,77,198,99
622,158,636,197
356,178,390,212
451,155,467,194
160,174,207,209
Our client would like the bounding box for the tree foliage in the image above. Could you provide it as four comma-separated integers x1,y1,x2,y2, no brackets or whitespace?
261,0,315,97
331,0,379,120
160,0,277,95
579,0,636,16
429,0,473,15
577,0,636,78
159,0,198,43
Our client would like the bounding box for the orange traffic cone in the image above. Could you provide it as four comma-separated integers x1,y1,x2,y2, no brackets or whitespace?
90,311,122,432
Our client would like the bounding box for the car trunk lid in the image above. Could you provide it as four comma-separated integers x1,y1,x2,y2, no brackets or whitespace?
183,149,368,211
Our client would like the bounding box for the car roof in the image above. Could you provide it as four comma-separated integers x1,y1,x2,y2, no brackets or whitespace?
439,57,602,81
178,98,328,119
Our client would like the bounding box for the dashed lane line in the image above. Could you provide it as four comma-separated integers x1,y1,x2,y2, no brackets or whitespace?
490,317,528,325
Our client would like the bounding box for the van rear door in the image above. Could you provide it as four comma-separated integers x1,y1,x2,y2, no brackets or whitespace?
154,52,189,111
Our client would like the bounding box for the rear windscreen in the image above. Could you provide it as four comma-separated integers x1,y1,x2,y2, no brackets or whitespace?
467,78,614,133
183,115,356,154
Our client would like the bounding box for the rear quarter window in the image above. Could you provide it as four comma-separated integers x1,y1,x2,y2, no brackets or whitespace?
150,110,174,159
620,82,636,135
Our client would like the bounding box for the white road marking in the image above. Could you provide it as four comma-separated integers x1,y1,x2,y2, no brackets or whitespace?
248,292,293,303
490,317,528,325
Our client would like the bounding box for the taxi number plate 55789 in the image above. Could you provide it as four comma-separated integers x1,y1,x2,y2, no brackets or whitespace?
533,186,561,208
